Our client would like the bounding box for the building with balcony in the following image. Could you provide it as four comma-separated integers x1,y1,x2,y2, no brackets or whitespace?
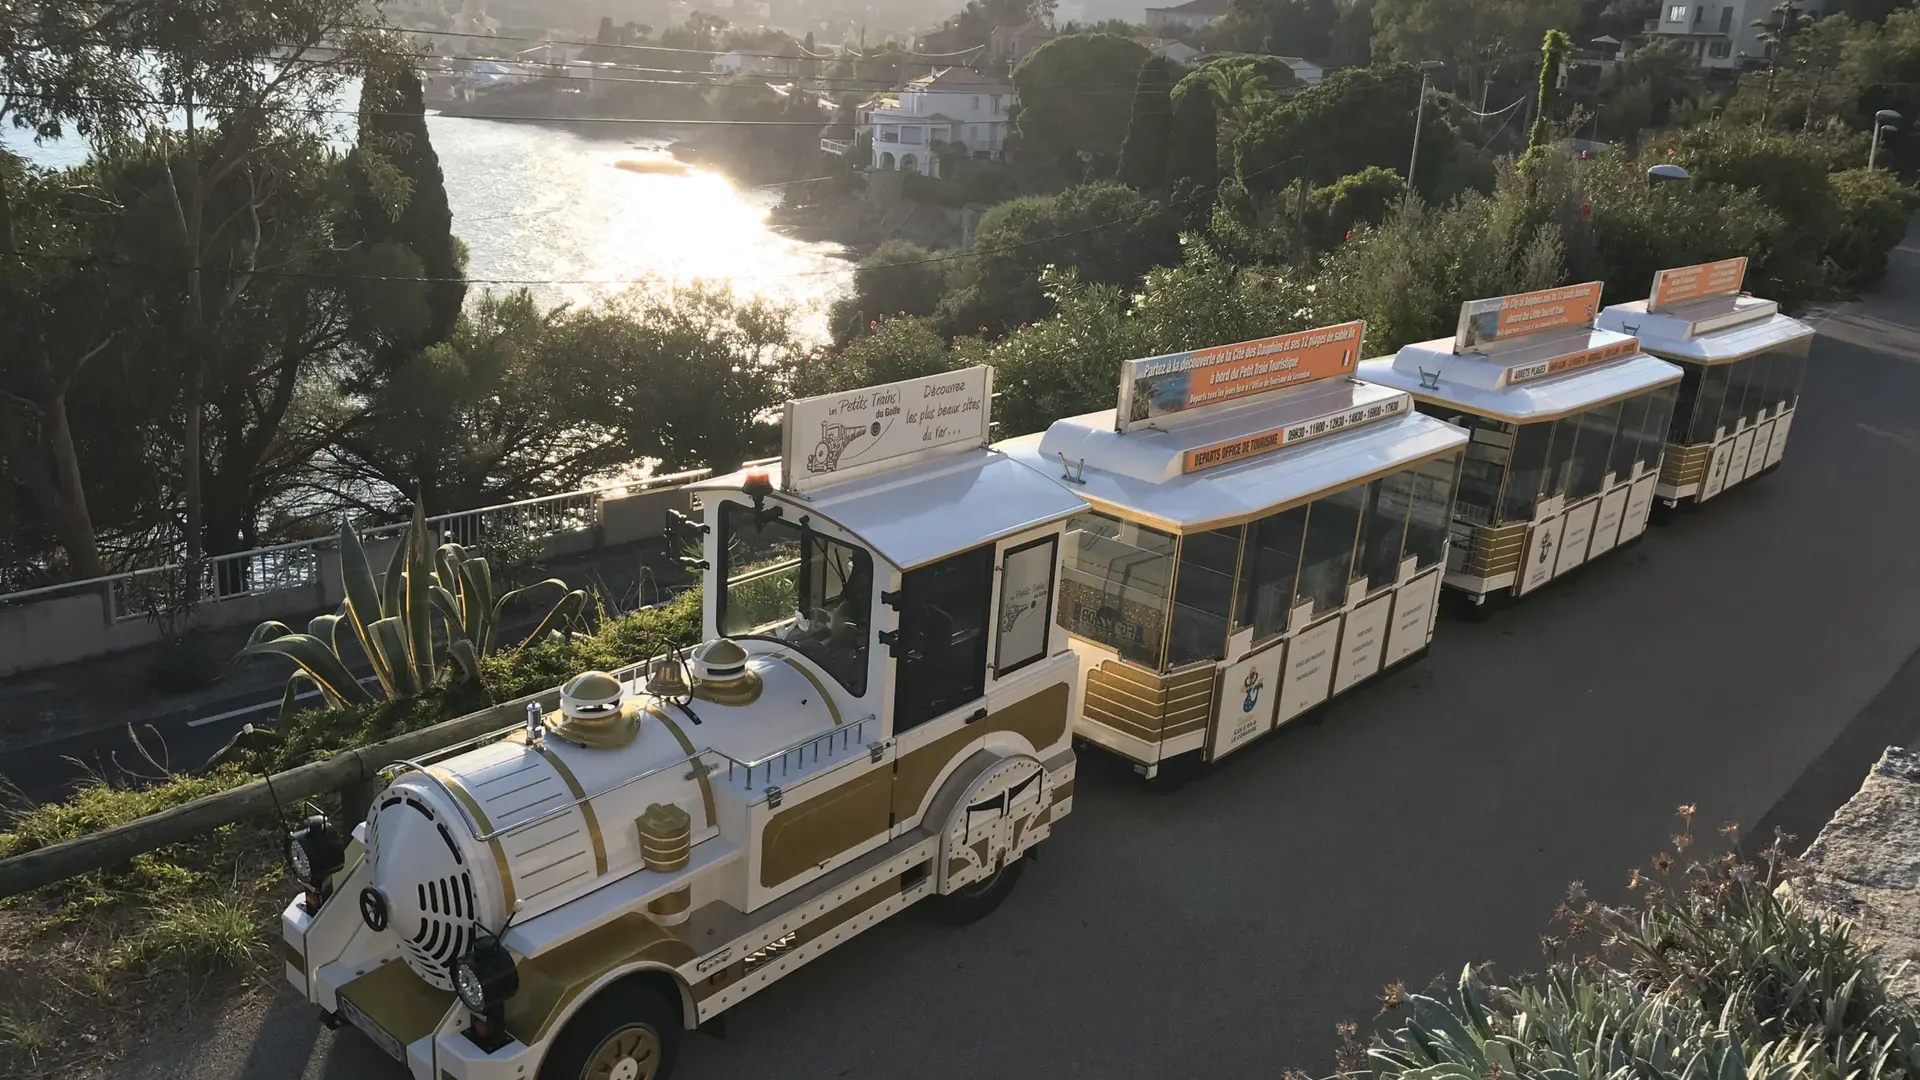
1632,0,1828,69
828,66,1017,176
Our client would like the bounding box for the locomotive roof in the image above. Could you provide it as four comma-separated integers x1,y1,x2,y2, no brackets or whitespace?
694,448,1088,570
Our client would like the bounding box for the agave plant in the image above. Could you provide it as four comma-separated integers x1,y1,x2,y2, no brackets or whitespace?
238,504,588,713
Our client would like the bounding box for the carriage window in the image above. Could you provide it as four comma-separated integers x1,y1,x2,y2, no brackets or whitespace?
1405,453,1459,571
1608,393,1649,482
994,536,1057,677
1718,356,1753,432
1297,486,1364,616
1235,505,1307,643
1689,364,1730,444
718,502,872,695
1668,364,1704,444
893,545,994,733
1058,512,1175,668
1539,417,1578,505
1499,422,1553,523
1779,341,1809,407
1355,471,1415,592
1745,350,1777,419
1167,526,1243,668
1639,382,1679,471
1456,418,1511,527
1567,399,1622,500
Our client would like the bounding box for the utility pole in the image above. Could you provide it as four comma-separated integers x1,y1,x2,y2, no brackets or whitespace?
1407,61,1444,193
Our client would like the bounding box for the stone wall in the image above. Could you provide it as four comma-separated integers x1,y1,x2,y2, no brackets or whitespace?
1782,745,1920,1003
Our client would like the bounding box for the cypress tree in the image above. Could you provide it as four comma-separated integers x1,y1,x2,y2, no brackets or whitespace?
351,63,466,350
1117,56,1177,191
1164,74,1219,214
1523,30,1573,167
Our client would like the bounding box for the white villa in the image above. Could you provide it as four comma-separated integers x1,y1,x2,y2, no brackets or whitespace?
825,66,1016,177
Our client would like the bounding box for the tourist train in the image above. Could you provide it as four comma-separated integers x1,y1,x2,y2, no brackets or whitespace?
278,258,1812,1080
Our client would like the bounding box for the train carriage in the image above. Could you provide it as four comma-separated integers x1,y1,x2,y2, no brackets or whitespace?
1594,258,1816,511
998,323,1468,779
1359,283,1685,611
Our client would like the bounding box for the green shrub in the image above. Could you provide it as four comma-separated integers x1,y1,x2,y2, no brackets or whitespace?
1824,167,1920,291
124,897,261,975
1363,810,1920,1080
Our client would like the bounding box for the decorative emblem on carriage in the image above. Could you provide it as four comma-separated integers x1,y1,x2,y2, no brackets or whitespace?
1538,530,1555,565
1241,668,1265,713
999,594,1042,636
805,421,869,475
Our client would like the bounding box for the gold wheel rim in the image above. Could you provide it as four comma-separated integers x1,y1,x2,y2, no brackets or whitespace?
584,1023,662,1080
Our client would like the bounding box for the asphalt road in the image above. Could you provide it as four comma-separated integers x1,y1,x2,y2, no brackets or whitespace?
111,247,1920,1080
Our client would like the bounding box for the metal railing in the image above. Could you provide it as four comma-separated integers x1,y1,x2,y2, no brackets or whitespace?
0,469,712,623
717,714,876,792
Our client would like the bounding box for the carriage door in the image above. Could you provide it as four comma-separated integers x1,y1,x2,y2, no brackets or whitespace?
888,544,997,834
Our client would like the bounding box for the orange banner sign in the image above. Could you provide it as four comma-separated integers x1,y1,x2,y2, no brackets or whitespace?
1182,394,1408,473
1501,337,1642,386
1119,322,1365,432
1648,257,1748,312
1456,282,1603,351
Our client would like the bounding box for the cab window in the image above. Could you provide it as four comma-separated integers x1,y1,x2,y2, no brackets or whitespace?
894,545,995,733
717,501,872,695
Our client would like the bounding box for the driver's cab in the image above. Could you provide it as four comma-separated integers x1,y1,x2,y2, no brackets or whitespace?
686,368,1090,913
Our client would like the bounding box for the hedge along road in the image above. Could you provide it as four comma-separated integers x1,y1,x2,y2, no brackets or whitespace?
110,227,1920,1080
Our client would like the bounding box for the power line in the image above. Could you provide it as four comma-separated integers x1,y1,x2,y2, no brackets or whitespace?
352,23,992,64
8,155,1303,287
2,90,839,125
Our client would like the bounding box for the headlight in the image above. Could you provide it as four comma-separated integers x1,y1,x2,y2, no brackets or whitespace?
453,936,519,1015
288,813,346,891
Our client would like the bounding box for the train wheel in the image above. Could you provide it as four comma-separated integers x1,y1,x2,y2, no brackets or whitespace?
931,855,1026,925
541,979,683,1080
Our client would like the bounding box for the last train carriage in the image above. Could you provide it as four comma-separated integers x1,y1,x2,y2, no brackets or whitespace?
1359,283,1684,609
999,323,1468,779
279,367,1089,1080
1594,258,1816,511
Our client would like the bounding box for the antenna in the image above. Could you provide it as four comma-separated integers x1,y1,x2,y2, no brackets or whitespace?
1418,367,1443,391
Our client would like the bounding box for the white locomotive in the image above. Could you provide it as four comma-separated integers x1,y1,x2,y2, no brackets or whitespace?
281,367,1089,1080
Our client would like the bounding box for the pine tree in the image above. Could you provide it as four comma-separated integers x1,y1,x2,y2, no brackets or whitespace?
1117,56,1177,191
350,63,466,351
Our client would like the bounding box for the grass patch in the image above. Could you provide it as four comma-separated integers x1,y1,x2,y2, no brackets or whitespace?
0,592,704,1078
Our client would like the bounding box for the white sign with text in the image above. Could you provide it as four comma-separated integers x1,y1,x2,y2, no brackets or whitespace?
782,366,993,492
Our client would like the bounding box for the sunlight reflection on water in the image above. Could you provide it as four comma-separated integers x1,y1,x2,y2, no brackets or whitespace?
8,115,853,343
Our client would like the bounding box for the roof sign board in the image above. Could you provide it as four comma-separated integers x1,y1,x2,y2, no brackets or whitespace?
1499,337,1641,387
1455,282,1602,352
1181,391,1409,474
1648,257,1747,313
781,366,992,493
1116,321,1365,433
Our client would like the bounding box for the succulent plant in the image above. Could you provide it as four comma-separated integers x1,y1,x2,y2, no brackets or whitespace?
237,504,588,714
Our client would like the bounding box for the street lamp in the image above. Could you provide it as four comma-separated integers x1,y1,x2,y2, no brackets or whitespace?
1869,109,1901,170
1646,163,1690,191
1407,60,1446,195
